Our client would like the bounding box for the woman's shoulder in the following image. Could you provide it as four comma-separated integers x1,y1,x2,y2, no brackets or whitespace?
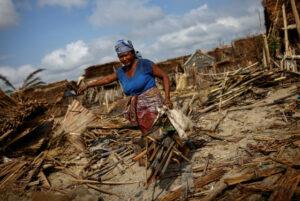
139,58,154,66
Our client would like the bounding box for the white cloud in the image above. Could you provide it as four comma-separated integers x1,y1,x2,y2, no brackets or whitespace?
0,0,19,29
42,40,90,71
128,2,262,60
40,38,118,82
38,0,87,8
217,17,240,29
89,0,163,27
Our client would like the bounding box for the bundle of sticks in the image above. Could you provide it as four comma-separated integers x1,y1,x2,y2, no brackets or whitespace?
201,66,300,114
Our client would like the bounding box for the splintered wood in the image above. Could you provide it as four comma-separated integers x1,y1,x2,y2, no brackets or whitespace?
145,135,180,186
200,65,299,114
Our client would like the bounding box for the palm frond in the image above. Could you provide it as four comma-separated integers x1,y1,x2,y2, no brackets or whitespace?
22,68,45,86
21,77,41,89
24,81,45,89
0,74,15,90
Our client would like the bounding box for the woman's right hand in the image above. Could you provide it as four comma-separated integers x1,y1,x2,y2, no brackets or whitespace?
77,83,88,95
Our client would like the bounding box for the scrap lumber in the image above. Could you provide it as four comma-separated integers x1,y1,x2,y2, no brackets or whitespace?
201,180,227,201
269,168,300,201
223,164,286,186
238,173,282,193
200,65,300,114
157,168,226,201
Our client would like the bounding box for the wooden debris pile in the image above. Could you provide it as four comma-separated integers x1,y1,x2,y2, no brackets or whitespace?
0,151,52,192
159,128,300,201
145,132,188,186
0,80,79,157
200,63,300,114
13,80,77,117
0,90,53,156
80,133,136,182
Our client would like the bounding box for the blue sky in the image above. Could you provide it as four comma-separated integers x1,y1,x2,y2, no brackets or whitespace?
0,0,264,87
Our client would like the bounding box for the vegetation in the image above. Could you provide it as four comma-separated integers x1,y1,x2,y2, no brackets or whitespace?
0,68,46,93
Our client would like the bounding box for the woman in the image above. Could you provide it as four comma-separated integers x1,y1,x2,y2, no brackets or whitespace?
78,39,172,135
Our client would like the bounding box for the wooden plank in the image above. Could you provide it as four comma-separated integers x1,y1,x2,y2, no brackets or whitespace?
238,173,282,192
157,168,226,201
201,180,227,201
269,168,300,201
223,165,285,186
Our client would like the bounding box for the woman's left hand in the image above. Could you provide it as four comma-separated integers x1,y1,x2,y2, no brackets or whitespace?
164,99,173,109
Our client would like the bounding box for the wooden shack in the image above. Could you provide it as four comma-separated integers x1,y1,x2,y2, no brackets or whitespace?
183,49,215,73
263,0,300,53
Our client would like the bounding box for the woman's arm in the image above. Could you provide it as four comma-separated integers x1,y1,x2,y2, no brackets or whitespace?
78,72,118,94
152,64,173,108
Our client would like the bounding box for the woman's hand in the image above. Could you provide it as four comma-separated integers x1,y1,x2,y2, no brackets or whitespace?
77,83,88,94
164,99,173,109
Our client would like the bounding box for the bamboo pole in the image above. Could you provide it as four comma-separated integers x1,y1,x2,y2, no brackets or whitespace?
263,34,271,68
291,0,300,39
282,4,290,55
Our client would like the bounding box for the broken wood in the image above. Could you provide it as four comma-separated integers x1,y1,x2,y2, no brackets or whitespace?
157,169,226,201
223,164,286,186
269,168,300,201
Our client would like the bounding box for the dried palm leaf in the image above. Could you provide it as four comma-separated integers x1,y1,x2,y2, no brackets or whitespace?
22,68,45,87
0,74,15,90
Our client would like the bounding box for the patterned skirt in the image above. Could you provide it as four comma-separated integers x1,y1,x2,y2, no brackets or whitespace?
126,87,163,135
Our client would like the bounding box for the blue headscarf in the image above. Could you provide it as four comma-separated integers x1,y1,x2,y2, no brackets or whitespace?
115,39,134,55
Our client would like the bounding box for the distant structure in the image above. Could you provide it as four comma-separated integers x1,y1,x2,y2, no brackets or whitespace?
183,49,215,72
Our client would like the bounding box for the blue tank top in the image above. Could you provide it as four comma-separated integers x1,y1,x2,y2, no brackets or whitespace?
116,59,156,96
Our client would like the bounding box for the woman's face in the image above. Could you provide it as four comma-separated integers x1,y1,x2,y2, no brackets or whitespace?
118,51,135,66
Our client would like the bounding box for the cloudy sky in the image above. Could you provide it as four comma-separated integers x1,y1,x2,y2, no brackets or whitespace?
0,0,264,88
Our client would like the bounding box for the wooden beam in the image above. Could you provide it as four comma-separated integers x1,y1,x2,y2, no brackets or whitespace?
157,169,226,201
291,0,300,39
282,4,289,54
269,168,300,201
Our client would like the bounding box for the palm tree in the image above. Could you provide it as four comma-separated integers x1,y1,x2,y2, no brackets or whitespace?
20,68,46,90
0,68,46,92
0,74,16,93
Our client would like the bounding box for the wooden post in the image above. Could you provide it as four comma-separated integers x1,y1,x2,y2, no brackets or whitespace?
282,4,290,54
263,48,268,68
263,34,271,68
291,0,300,39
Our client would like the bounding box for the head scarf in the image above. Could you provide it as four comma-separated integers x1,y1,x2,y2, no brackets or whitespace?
115,39,134,55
